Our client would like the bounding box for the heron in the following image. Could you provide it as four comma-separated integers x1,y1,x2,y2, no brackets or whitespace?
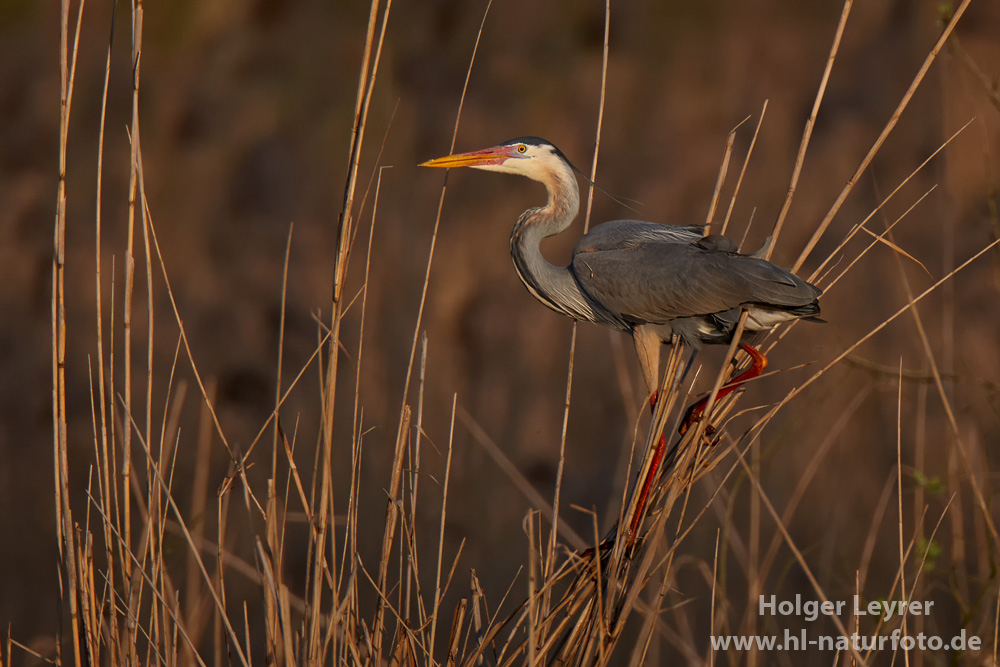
420,137,822,537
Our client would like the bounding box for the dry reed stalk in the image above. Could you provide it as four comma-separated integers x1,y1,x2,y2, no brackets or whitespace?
309,0,390,659
766,0,852,260
731,447,868,665
720,101,767,239
707,530,720,666
819,188,938,291
757,235,1000,422
121,12,145,641
497,344,738,664
90,5,122,661
406,333,428,624
756,387,871,579
792,0,973,272
53,1,86,665
127,410,251,667
273,225,293,482
372,405,410,658
181,378,216,658
38,0,998,664
688,217,992,660
143,208,265,524
705,123,740,227
854,499,952,665
460,409,587,551
895,362,912,667
541,4,612,654
881,210,1000,550
805,120,971,286
428,395,458,657
483,7,990,653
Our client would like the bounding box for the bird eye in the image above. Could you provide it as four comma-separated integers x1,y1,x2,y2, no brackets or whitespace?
517,144,527,153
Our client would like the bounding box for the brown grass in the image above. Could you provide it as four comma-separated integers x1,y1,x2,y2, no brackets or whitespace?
21,0,1000,665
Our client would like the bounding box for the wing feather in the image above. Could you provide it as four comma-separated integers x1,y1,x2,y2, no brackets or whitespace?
571,223,820,325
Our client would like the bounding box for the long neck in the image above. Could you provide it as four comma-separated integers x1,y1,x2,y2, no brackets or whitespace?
509,168,599,322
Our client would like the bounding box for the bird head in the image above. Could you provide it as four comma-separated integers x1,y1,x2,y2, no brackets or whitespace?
420,137,573,184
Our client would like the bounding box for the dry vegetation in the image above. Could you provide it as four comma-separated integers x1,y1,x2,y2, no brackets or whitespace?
2,0,999,664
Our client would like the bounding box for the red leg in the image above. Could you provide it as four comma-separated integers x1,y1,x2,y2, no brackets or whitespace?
626,346,767,542
680,344,768,435
628,392,667,538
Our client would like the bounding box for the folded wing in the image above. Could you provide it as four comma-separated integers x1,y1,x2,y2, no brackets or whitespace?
570,223,820,326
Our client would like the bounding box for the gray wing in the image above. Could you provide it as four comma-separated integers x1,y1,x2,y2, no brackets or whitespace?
570,223,820,325
572,220,704,254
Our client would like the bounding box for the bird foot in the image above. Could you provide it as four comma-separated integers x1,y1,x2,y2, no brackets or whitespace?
678,343,767,435
679,402,717,436
578,530,647,562
578,535,619,561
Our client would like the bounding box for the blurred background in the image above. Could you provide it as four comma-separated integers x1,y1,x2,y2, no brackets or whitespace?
2,0,999,661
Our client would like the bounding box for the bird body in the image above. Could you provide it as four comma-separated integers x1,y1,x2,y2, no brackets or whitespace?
422,137,821,392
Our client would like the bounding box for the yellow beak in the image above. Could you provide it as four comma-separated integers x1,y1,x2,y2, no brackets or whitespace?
419,146,515,169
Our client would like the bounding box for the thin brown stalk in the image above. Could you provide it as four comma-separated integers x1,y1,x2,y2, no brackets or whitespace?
87,503,209,667
858,225,931,275
372,405,410,659
407,333,428,624
732,448,867,666
430,394,458,661
721,102,767,238
857,474,896,601
138,103,154,513
446,599,468,666
398,0,490,454
861,501,949,665
335,168,385,614
332,0,387,306
820,183,935,290
91,7,122,660
693,312,749,445
546,1,611,606
526,514,538,665
737,208,757,255
458,408,586,551
53,1,86,666
753,237,1000,441
896,360,911,667
708,530,720,666
767,0,851,260
705,119,743,227
272,224,293,482
757,386,872,580
241,325,334,462
879,213,1000,547
265,224,293,667
632,552,674,666
339,410,363,634
124,410,250,667
139,199,262,520
313,0,390,658
182,378,216,657
806,120,970,285
134,91,160,667
792,0,973,271
122,7,145,612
